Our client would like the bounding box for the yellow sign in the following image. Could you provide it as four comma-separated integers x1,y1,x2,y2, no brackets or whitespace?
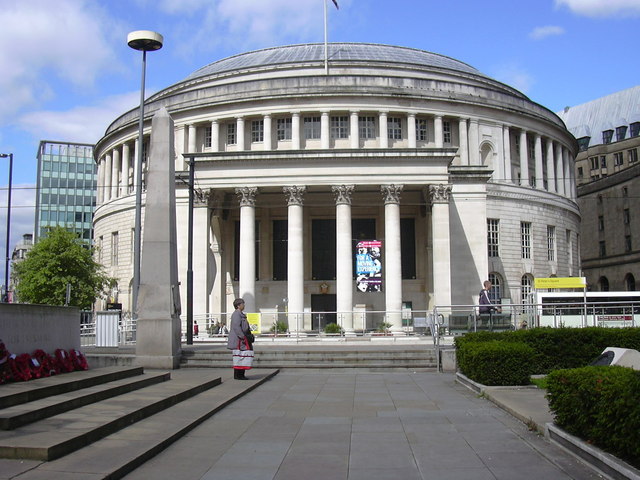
534,277,586,289
246,313,261,335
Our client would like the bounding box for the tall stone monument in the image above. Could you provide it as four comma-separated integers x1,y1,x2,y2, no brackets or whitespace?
135,107,182,369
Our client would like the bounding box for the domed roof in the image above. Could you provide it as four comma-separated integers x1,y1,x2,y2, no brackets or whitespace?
184,43,488,81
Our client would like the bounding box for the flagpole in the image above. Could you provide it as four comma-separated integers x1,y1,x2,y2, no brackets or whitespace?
324,0,329,75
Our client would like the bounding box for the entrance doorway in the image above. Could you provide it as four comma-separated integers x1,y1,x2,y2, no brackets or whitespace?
311,294,336,330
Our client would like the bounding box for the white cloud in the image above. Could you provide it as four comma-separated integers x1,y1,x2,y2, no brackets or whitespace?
17,92,142,146
555,0,640,17
0,0,122,124
529,25,566,40
0,183,36,282
492,64,535,95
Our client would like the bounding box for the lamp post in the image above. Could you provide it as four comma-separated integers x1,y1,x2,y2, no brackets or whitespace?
127,30,163,319
0,153,13,303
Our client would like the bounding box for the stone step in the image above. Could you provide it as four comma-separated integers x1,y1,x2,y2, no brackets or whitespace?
0,366,144,409
8,369,279,480
0,371,170,430
0,370,222,461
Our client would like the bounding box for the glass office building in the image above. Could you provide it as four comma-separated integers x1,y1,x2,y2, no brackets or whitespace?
35,141,97,242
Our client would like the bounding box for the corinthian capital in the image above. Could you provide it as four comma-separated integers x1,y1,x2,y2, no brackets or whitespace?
381,184,403,204
332,185,354,205
283,185,306,206
427,184,452,204
235,187,258,207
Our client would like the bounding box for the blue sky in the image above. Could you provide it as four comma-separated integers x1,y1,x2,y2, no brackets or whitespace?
1,0,640,282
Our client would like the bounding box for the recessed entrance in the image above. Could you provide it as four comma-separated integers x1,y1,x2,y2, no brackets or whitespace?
311,294,337,330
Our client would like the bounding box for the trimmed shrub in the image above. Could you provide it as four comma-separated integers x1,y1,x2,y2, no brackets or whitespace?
547,366,640,468
458,341,535,386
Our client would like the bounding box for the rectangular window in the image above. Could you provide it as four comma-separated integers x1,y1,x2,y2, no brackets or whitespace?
443,121,451,144
272,220,288,280
616,126,628,141
330,116,349,139
603,130,614,144
614,152,624,166
625,235,632,253
600,155,607,168
303,116,321,140
416,118,428,141
599,241,606,257
251,119,264,143
312,219,336,280
521,222,531,259
388,117,402,140
204,126,212,148
400,218,416,279
577,167,584,179
631,122,640,137
547,225,556,261
98,236,103,264
111,232,119,266
487,219,500,257
589,157,598,170
359,116,376,139
624,208,630,225
598,215,604,231
628,148,638,163
227,123,236,145
276,118,292,141
528,138,535,161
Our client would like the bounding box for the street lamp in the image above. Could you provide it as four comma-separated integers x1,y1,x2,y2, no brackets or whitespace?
127,30,163,318
0,153,13,303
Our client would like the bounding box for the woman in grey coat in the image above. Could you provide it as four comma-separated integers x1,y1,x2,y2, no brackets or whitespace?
227,298,253,380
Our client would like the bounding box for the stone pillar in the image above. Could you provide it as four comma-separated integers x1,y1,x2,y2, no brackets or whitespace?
292,113,301,150
133,138,141,193
546,140,556,193
468,119,479,165
434,115,443,148
428,184,452,308
264,114,272,151
563,147,572,198
519,130,529,186
381,184,403,333
534,134,543,189
284,186,306,333
379,111,388,149
104,152,112,202
111,147,120,199
321,111,330,149
332,185,354,333
211,120,220,153
136,107,182,369
235,187,257,313
555,143,565,196
188,124,197,153
350,111,359,149
502,125,512,182
458,118,469,165
407,113,417,149
237,117,245,151
122,143,131,195
96,158,104,204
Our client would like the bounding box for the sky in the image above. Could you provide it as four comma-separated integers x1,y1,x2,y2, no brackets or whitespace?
1,0,640,284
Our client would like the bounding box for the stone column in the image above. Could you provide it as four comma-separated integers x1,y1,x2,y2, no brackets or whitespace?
563,147,572,198
237,117,245,151
332,185,354,333
122,143,131,195
381,184,403,333
379,111,388,149
468,119,479,165
350,111,359,149
546,140,556,193
104,152,112,202
428,184,452,307
519,130,529,186
97,157,105,204
133,138,140,193
188,124,197,153
321,111,330,149
458,118,469,165
555,143,565,196
264,114,272,151
292,113,301,150
534,134,543,189
235,187,257,313
211,120,220,152
111,147,120,199
407,113,417,149
434,115,444,148
284,186,306,333
502,125,512,182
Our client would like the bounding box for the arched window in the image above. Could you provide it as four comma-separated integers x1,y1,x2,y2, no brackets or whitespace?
521,275,534,307
488,272,503,303
625,274,636,291
598,276,610,291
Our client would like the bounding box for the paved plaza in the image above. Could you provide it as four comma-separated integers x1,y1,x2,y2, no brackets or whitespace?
123,371,601,480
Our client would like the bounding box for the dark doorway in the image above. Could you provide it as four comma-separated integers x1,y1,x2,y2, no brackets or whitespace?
311,294,337,330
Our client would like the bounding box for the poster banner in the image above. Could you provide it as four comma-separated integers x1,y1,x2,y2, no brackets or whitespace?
356,240,383,292
246,313,261,335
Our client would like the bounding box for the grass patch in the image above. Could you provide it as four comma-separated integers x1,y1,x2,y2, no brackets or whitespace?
531,376,548,390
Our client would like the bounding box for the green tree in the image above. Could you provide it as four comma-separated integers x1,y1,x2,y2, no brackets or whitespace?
14,227,114,309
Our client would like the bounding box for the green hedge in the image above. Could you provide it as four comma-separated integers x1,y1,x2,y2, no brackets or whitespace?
457,341,535,386
547,366,640,468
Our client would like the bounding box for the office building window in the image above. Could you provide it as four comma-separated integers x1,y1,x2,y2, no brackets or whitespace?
488,273,502,302
303,116,321,140
227,123,236,145
631,122,640,137
443,120,451,144
111,232,118,266
487,219,499,257
589,157,598,170
603,130,614,144
204,126,212,148
628,148,638,163
624,208,630,225
272,220,287,280
521,275,533,305
330,116,349,139
277,118,292,141
577,167,583,179
416,118,428,141
600,156,607,168
577,137,590,151
547,225,556,261
598,215,604,231
614,152,624,166
359,116,376,139
521,221,531,259
616,126,627,141
388,117,402,140
625,235,632,253
251,119,264,143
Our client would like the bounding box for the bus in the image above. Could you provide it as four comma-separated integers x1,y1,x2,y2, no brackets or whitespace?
536,291,640,328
